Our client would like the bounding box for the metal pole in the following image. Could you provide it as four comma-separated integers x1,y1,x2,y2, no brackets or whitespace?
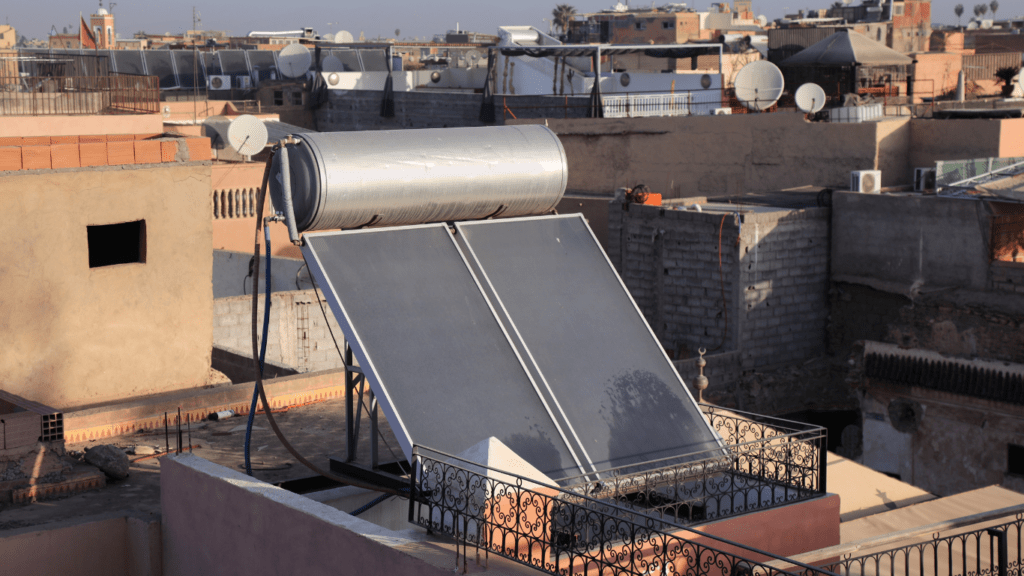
370,391,379,469
988,529,1007,576
345,343,356,461
819,431,828,494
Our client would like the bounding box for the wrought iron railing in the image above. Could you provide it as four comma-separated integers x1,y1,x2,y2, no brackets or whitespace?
0,74,159,116
410,445,837,576
555,404,827,526
820,513,1023,576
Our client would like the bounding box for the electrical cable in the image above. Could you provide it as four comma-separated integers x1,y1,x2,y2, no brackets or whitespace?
707,213,730,352
244,224,272,476
249,145,404,497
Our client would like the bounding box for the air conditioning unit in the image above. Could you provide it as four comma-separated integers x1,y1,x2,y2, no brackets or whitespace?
913,167,936,191
207,75,230,90
712,107,732,115
851,170,882,193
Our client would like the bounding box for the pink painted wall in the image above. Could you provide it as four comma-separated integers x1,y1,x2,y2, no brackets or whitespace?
160,455,453,576
0,114,163,137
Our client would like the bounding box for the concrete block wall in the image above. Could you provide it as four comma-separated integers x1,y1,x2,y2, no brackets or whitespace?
611,201,830,374
738,209,830,368
213,289,348,374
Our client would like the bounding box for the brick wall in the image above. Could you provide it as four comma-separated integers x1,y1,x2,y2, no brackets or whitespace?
0,134,209,172
213,289,348,374
610,200,831,374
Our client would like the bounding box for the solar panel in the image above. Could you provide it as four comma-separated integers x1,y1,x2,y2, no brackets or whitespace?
247,50,278,83
112,51,145,75
172,50,206,89
359,49,388,71
456,215,721,470
330,49,361,72
218,50,250,78
143,50,177,88
302,224,585,480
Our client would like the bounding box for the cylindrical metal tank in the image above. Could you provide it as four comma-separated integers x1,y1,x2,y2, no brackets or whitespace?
268,125,568,232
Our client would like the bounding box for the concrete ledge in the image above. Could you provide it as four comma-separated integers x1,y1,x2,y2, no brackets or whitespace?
63,369,353,443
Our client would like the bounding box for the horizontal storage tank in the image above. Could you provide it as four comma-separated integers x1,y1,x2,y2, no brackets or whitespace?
268,125,568,233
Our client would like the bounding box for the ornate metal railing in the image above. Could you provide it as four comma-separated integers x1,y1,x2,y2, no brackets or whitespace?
821,513,1023,576
556,404,827,526
410,445,838,576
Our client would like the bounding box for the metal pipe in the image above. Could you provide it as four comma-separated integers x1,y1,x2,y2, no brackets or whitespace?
277,138,302,245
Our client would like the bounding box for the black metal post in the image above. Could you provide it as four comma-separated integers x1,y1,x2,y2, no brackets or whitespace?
370,391,379,469
988,529,1008,576
164,412,169,454
345,343,355,461
819,431,828,494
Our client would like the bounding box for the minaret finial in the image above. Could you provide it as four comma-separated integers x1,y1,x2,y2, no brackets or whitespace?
694,347,709,403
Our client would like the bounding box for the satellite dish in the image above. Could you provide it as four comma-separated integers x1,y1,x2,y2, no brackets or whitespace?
278,43,312,78
1017,67,1024,90
322,33,335,42
321,55,344,72
756,14,768,27
227,115,269,158
466,49,481,62
734,60,784,111
335,30,353,44
795,82,826,113
966,21,979,29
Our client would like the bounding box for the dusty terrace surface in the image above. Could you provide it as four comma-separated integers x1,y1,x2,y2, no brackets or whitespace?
0,397,399,531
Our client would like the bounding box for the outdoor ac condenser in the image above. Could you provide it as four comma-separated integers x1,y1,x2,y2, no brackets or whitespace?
851,170,882,194
207,75,230,90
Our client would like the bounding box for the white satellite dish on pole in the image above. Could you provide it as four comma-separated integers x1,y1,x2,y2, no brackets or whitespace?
335,30,354,44
795,82,826,113
322,55,344,72
734,60,784,111
227,115,269,159
278,43,312,78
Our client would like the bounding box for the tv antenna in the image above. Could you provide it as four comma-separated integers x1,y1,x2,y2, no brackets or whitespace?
795,82,826,113
734,60,784,111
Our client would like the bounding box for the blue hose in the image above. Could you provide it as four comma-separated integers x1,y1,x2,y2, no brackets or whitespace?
245,225,273,476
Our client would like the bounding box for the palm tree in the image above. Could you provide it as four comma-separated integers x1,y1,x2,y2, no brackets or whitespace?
972,4,982,17
979,3,988,16
552,4,577,34
954,4,964,26
989,0,998,16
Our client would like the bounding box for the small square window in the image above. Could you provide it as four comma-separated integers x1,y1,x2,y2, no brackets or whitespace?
87,220,146,268
662,21,675,29
636,22,647,30
1010,444,1024,476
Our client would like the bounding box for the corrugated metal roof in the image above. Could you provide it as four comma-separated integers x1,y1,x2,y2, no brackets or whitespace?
781,29,913,66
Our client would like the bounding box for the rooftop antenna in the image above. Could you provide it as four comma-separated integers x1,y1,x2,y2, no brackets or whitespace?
278,43,312,78
734,60,784,112
795,82,826,114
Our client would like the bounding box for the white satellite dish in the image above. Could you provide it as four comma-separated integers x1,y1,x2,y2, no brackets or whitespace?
734,60,785,111
321,55,344,72
227,115,269,159
756,14,768,27
278,43,312,78
795,82,826,113
335,30,354,44
966,21,979,29
322,33,335,42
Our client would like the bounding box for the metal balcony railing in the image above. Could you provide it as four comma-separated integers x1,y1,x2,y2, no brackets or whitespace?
820,513,1023,576
408,406,830,576
0,73,159,116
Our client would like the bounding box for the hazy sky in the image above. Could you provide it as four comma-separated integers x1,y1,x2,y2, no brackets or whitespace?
4,0,1011,42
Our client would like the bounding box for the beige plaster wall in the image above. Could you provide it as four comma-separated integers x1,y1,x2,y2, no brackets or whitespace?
875,117,912,186
999,118,1024,159
511,114,889,197
908,118,1003,171
0,164,213,409
0,114,163,137
0,514,161,576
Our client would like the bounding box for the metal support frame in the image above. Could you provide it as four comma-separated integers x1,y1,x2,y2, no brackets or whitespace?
343,342,382,470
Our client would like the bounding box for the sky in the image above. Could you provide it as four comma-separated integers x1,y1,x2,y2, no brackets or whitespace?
4,0,1017,42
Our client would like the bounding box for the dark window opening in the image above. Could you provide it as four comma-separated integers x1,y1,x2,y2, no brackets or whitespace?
663,21,675,28
635,22,647,30
1009,444,1024,476
88,220,146,268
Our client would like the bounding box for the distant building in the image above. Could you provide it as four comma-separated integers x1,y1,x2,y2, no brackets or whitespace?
0,24,15,49
565,1,764,46
48,4,116,49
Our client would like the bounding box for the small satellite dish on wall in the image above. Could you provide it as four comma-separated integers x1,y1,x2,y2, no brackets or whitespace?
734,60,784,111
321,55,344,72
278,43,312,78
335,30,354,44
795,82,826,113
227,115,269,159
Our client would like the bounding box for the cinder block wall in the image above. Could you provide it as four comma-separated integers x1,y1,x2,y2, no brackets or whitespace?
610,201,830,373
213,290,347,374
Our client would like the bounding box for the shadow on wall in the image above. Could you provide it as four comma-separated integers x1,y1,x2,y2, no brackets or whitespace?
213,250,313,299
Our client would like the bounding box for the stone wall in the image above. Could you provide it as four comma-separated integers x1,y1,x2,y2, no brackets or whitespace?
990,261,1024,295
213,289,347,374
